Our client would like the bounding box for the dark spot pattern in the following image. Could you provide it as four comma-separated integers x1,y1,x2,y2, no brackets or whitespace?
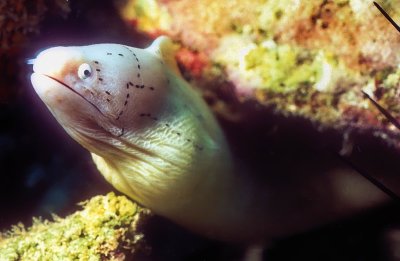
134,84,155,91
139,113,204,151
120,46,160,105
92,60,112,104
94,47,174,142
92,51,139,123
116,81,134,120
123,46,142,82
139,113,158,121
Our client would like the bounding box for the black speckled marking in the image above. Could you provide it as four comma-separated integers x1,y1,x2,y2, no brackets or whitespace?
107,52,112,55
117,82,133,120
118,53,124,57
139,113,158,121
92,61,109,102
123,46,143,91
139,114,203,151
134,84,155,91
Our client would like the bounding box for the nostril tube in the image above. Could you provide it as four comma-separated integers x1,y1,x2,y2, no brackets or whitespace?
26,58,35,65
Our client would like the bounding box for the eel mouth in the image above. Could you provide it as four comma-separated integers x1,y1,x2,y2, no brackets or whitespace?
34,73,105,117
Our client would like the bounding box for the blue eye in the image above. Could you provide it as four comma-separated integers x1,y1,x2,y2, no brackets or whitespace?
78,63,92,80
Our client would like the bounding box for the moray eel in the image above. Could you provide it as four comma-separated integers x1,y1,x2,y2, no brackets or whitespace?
30,37,388,243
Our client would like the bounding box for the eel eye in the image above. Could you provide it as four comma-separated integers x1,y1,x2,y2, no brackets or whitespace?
78,63,92,80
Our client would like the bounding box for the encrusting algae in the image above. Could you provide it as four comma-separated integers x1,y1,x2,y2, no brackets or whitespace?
0,193,149,261
115,0,400,148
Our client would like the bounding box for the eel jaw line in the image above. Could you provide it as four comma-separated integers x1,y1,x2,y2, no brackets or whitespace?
36,73,105,117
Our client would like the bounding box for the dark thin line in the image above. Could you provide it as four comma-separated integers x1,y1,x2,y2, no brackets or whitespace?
361,90,400,130
44,74,105,117
337,153,400,202
374,1,400,33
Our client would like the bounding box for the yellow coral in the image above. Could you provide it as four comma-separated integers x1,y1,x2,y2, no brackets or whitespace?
0,193,148,261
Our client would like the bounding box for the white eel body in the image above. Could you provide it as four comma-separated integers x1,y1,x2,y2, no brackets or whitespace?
30,37,388,243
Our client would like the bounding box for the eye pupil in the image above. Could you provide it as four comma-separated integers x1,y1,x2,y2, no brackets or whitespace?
78,63,92,80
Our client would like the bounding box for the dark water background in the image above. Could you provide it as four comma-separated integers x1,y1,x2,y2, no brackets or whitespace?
2,0,400,260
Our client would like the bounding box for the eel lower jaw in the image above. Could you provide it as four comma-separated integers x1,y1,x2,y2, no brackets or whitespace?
31,73,105,117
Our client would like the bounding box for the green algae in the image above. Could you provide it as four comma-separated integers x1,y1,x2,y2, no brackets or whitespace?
0,193,148,261
380,67,400,115
214,36,352,95
132,0,171,32
120,0,400,138
244,43,334,93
